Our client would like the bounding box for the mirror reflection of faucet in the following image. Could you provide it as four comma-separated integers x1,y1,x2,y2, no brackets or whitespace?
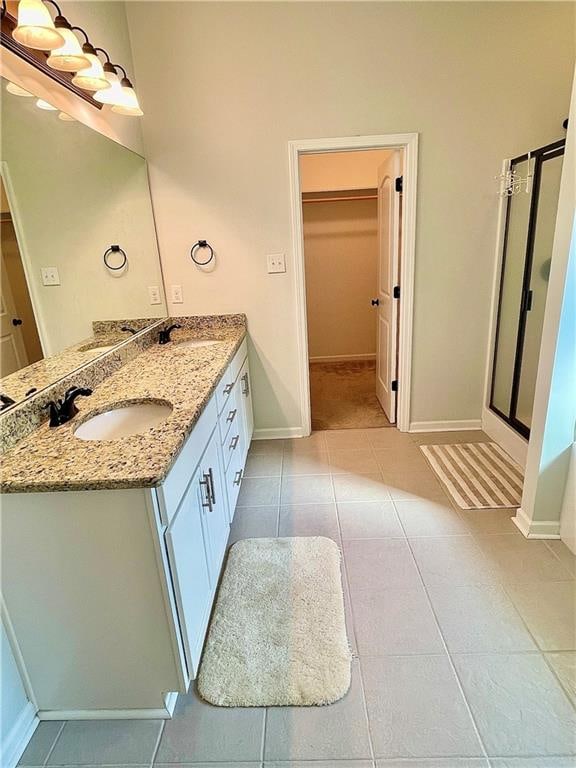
0,394,16,410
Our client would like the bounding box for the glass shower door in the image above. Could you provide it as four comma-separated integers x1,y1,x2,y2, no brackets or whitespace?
490,140,565,438
515,150,564,430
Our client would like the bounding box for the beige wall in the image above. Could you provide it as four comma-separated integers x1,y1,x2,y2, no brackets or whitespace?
127,2,575,433
301,149,391,193
304,198,377,360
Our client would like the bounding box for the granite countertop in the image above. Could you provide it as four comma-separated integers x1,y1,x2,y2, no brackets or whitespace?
0,318,246,494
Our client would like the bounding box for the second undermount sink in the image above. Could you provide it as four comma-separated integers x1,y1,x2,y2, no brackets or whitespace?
74,401,173,441
175,339,222,349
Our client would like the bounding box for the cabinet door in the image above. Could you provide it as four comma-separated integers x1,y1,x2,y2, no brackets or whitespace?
165,465,213,678
199,429,230,584
239,359,254,452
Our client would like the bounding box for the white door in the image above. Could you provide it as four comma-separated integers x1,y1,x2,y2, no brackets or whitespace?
165,462,213,678
0,254,28,377
199,429,229,585
375,151,401,422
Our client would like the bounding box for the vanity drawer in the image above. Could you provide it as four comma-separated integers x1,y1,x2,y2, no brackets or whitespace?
157,394,218,526
225,442,245,514
221,387,245,472
215,340,247,414
219,384,241,448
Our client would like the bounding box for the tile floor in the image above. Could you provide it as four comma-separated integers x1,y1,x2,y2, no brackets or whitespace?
19,429,576,768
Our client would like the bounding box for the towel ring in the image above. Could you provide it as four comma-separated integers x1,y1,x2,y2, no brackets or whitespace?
190,240,215,266
103,245,127,271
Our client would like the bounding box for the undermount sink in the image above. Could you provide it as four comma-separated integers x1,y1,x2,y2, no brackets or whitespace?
175,339,221,349
74,401,173,441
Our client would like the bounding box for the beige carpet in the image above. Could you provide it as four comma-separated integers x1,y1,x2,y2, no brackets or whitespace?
198,537,351,707
309,359,392,430
420,442,524,509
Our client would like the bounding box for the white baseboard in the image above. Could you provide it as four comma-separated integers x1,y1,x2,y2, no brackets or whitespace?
513,507,561,539
309,353,376,363
2,701,38,768
409,419,482,433
482,407,528,468
38,691,178,721
253,427,306,440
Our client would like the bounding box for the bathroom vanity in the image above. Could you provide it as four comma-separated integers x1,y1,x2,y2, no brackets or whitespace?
0,319,253,720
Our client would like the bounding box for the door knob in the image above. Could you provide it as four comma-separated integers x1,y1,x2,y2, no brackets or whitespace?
371,299,379,307
12,318,22,326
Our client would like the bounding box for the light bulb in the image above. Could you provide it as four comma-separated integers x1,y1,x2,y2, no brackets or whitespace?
47,20,90,72
58,112,77,122
12,0,65,51
71,48,110,92
111,78,143,117
6,81,33,97
94,67,124,105
36,98,57,110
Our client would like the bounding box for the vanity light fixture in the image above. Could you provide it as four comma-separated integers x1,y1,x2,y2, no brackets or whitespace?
10,1,142,116
36,97,57,110
46,15,90,72
70,31,109,92
12,0,64,50
110,66,143,117
6,81,33,97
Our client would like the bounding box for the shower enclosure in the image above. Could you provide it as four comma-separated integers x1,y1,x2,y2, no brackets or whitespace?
490,139,565,438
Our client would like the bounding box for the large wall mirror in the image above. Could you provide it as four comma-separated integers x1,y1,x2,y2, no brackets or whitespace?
0,77,167,410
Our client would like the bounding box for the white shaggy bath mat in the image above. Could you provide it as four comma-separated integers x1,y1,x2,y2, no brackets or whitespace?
198,536,351,707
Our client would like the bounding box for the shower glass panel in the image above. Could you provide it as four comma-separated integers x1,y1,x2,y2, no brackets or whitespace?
515,153,564,430
490,140,565,438
491,158,531,417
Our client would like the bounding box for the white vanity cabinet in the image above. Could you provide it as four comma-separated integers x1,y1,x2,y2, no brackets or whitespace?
0,340,253,719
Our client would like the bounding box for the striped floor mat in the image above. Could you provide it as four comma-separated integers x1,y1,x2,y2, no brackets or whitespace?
420,442,523,509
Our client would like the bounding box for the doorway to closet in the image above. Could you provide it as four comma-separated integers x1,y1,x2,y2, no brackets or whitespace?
299,147,403,431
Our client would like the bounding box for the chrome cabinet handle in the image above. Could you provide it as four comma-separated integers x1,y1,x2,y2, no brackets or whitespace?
199,474,212,511
241,372,250,396
226,408,237,424
223,382,234,395
233,469,243,486
207,467,216,505
229,435,240,450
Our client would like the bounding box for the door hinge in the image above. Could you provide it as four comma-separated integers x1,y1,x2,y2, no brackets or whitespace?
395,176,403,193
391,380,398,392
393,285,400,299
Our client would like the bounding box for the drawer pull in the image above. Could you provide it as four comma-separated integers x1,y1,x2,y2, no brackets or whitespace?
207,467,216,505
229,435,240,450
200,474,213,511
226,408,237,424
241,372,250,396
233,469,243,486
223,382,234,395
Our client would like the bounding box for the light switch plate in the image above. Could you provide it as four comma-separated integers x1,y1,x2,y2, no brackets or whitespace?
41,266,60,286
171,284,183,304
148,286,162,305
267,253,286,274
